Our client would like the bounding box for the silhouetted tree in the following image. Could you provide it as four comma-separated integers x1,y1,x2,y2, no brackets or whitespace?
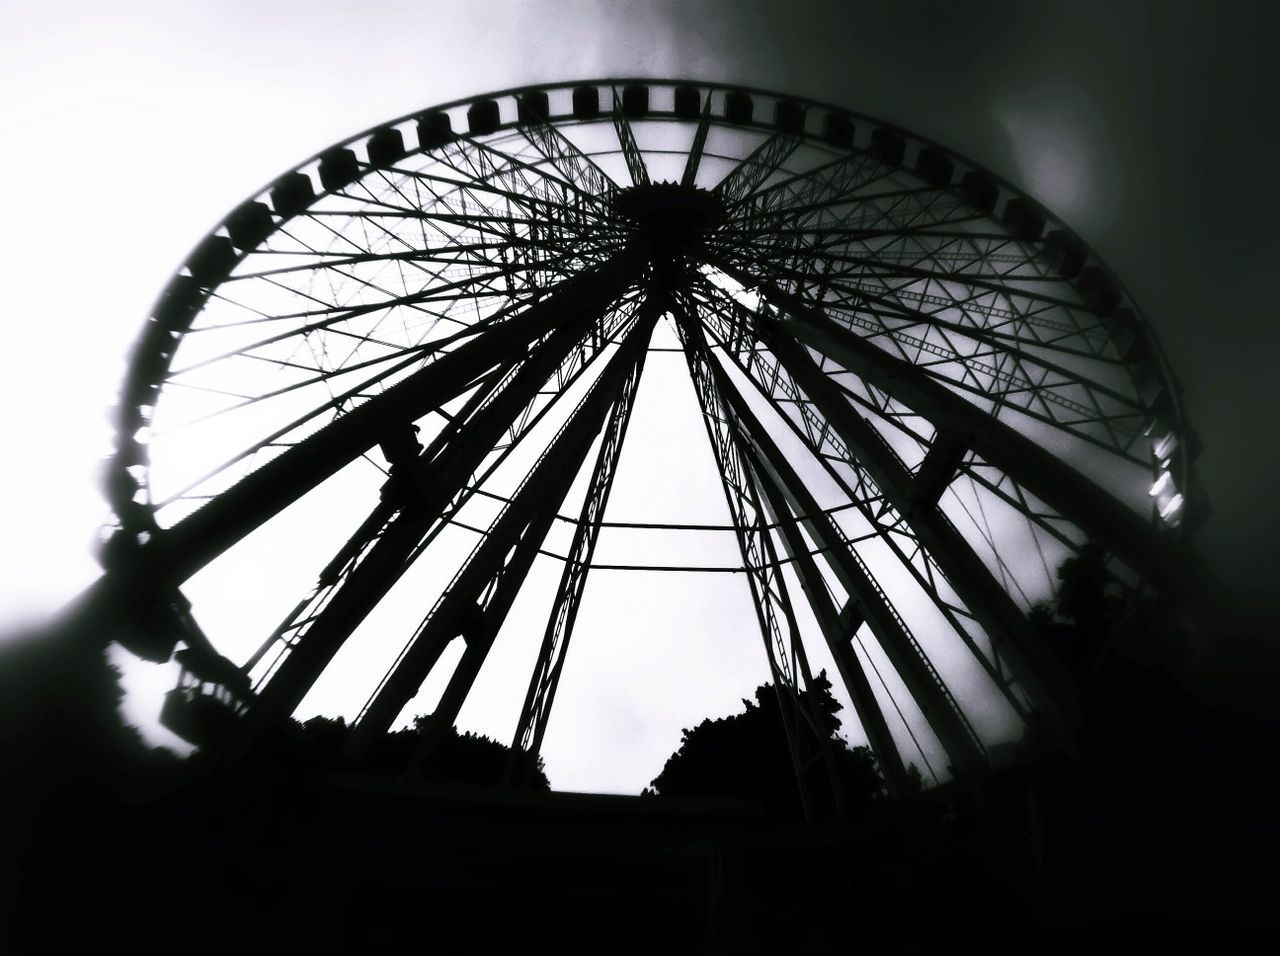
1027,542,1117,681
292,713,550,789
646,672,892,819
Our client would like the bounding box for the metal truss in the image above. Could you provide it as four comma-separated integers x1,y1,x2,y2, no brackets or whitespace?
611,87,650,187
240,268,648,739
688,323,988,779
506,300,659,779
688,278,1068,735
673,297,848,820
714,130,803,207
345,299,661,757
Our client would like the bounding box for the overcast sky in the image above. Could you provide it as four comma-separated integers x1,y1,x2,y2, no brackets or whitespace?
2,1,1277,784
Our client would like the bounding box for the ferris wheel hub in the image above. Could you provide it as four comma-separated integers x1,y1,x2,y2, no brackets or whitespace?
613,181,724,250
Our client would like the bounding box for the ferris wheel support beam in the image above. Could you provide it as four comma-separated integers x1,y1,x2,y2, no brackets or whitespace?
144,247,645,590
676,304,849,822
505,301,658,783
423,320,655,780
741,313,1081,746
241,335,585,730
242,360,518,675
704,353,987,778
518,112,620,203
680,92,713,188
233,262,646,742
692,282,1041,731
750,278,1191,602
346,307,660,759
245,287,644,688
746,474,913,797
714,131,803,207
610,87,650,187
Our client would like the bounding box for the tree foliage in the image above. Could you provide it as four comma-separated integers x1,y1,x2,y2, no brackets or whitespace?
295,715,550,790
645,671,893,819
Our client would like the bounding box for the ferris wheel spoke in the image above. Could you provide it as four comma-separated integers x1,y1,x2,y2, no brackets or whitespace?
169,264,546,382
723,150,895,221
436,130,606,212
306,203,589,239
610,87,650,187
740,182,954,233
706,254,1147,460
306,190,553,289
302,203,603,266
358,162,596,226
506,294,659,780
178,225,607,368
821,278,1118,367
685,305,988,783
156,346,437,448
517,113,621,202
672,302,845,821
306,158,610,249
842,231,1042,279
689,283,1032,721
772,246,1089,314
740,243,1118,361
220,240,532,285
818,304,1147,458
749,280,1189,599
713,130,803,206
831,232,1061,287
343,304,660,759
721,200,985,273
812,270,1113,361
680,91,713,187
155,284,510,445
143,248,645,588
247,289,647,691
390,134,622,269
153,319,504,513
729,187,982,251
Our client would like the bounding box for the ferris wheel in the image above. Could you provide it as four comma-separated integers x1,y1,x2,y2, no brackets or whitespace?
99,79,1202,804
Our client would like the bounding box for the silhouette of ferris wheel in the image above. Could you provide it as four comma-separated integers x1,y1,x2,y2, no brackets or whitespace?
100,79,1202,808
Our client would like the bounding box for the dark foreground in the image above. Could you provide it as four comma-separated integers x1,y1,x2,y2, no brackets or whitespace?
4,626,1278,953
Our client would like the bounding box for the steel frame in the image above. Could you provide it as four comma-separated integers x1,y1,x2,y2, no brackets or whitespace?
97,79,1202,802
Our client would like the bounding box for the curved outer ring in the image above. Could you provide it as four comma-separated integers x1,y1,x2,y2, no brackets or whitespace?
108,78,1197,552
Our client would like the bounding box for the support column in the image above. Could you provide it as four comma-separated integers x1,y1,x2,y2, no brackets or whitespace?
703,351,987,779
505,301,656,783
742,454,913,796
755,321,1081,744
147,246,646,587
737,271,1193,603
239,256,646,739
345,305,660,758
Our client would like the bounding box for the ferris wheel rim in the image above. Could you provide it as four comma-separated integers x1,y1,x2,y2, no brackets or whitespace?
111,78,1194,545
99,78,1206,798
